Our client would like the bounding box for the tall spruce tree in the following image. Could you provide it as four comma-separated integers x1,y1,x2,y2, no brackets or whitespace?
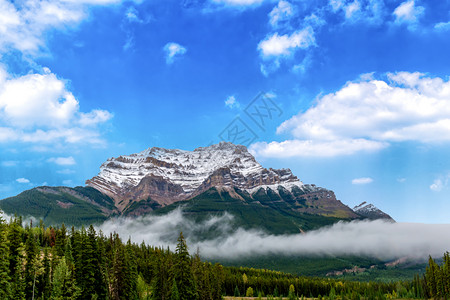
173,232,197,300
0,215,11,299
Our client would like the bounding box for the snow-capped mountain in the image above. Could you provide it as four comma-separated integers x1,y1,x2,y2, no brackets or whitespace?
353,202,394,221
2,142,394,229
86,142,307,210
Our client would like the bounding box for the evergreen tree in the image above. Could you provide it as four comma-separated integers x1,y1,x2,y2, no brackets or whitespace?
172,232,197,300
0,216,11,299
234,285,240,297
122,239,138,300
8,218,25,300
24,226,39,299
42,248,51,300
170,278,180,300
51,257,81,300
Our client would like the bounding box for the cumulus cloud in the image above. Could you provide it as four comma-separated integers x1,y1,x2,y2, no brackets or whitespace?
258,26,315,75
98,208,450,260
163,42,187,64
352,177,374,185
393,0,424,30
251,72,450,158
258,27,315,58
16,177,30,184
0,67,112,146
48,156,76,166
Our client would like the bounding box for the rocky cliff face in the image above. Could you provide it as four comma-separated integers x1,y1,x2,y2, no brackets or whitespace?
87,142,345,213
353,202,395,221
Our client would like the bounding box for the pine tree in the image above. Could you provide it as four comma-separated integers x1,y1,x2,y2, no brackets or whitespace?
51,257,81,300
42,248,51,300
24,226,38,299
172,232,197,300
170,278,180,300
234,285,240,297
8,218,25,300
122,239,138,300
0,216,11,299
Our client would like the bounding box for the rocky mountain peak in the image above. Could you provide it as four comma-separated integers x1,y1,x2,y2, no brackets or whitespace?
86,142,303,210
353,201,395,221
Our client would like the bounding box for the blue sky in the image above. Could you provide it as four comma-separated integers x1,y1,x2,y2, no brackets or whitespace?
1,0,450,223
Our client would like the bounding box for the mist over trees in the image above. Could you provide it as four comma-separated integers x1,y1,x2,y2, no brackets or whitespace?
0,212,445,299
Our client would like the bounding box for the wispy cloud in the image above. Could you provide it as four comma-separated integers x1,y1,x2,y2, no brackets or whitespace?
268,1,295,29
434,21,450,32
48,156,76,166
352,177,374,185
16,178,30,184
163,42,187,64
0,0,124,56
393,0,424,31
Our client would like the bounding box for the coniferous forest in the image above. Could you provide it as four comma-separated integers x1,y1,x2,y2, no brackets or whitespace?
0,213,448,299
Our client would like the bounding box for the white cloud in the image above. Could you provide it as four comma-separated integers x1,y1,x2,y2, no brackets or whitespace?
251,72,450,158
16,178,30,184
0,70,78,128
329,0,385,25
163,42,187,64
430,179,443,192
434,21,450,31
57,169,76,174
429,174,450,192
210,0,264,6
0,0,123,55
352,177,374,185
99,208,450,260
125,6,143,23
269,1,294,28
79,109,113,126
250,139,386,157
224,95,240,109
48,156,76,166
0,67,112,146
258,27,315,57
258,26,315,75
393,0,424,30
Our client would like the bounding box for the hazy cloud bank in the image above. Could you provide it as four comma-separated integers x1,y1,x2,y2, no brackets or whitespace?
98,208,450,261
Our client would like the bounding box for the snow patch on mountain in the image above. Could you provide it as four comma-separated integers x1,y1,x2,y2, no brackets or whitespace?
87,142,303,202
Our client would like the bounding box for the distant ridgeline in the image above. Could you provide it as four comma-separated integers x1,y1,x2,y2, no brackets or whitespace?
0,142,394,232
0,214,429,300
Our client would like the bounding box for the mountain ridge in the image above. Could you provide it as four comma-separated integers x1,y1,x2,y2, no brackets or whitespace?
0,142,393,231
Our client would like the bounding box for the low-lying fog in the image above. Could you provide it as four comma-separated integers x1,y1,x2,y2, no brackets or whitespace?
96,208,450,261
